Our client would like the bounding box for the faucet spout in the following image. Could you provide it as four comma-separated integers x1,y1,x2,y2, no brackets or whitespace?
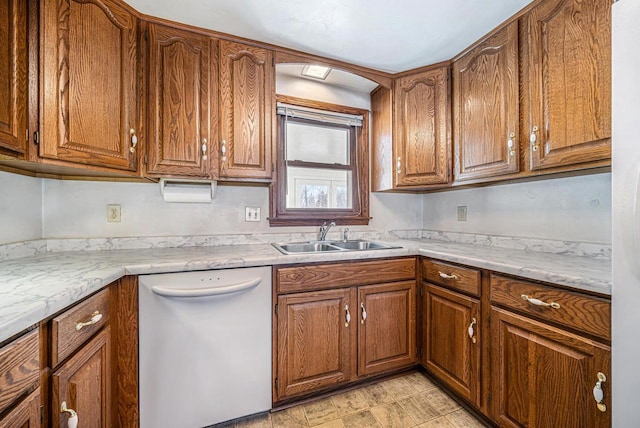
318,221,336,241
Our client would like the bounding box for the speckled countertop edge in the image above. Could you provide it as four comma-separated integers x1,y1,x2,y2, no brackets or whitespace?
0,238,611,343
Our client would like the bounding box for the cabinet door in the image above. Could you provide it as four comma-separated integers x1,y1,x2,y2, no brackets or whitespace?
491,307,611,428
146,23,218,178
394,65,451,187
0,0,28,157
423,284,480,406
525,0,611,170
453,22,519,181
41,0,138,171
219,40,273,180
0,387,40,427
52,327,111,428
276,288,355,400
358,281,416,376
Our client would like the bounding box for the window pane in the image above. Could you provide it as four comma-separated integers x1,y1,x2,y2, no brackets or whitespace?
286,166,352,209
286,122,350,164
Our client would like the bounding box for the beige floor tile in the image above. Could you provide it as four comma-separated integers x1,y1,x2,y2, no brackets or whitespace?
422,389,460,415
235,412,272,428
380,376,419,399
361,383,395,407
416,416,457,428
370,401,418,428
271,406,309,427
342,410,382,428
314,419,346,428
404,373,438,393
303,398,341,427
331,389,370,417
444,409,487,428
397,395,441,424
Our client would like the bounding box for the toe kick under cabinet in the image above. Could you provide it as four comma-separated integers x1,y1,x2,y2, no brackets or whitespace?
420,258,612,428
273,257,418,403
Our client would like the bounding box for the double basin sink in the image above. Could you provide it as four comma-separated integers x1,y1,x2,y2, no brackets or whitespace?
272,239,400,255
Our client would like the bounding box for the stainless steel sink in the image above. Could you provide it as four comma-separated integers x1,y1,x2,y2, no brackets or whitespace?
330,240,391,250
272,240,400,255
274,242,345,254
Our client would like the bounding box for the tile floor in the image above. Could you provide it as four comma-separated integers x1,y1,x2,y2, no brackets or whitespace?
218,372,488,428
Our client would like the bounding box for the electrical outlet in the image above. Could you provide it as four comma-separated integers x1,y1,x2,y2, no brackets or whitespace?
107,204,121,223
245,207,261,222
457,206,467,222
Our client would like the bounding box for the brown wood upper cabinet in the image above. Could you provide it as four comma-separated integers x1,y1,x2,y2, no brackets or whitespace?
523,0,611,171
0,0,28,158
219,40,274,180
145,22,218,178
40,0,139,171
40,0,139,172
453,22,519,182
371,64,451,191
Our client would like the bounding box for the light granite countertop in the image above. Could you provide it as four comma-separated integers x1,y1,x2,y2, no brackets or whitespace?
0,238,611,343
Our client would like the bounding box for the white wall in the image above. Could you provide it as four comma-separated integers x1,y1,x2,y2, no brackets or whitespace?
0,171,43,244
423,173,612,243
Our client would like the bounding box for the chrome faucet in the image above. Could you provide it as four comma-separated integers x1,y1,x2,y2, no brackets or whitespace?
318,221,336,241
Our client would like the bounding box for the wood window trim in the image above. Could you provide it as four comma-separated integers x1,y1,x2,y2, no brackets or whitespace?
269,95,370,227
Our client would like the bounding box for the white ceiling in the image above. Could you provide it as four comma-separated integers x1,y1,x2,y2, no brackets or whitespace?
126,0,534,73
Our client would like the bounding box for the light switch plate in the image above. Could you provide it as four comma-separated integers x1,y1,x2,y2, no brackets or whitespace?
245,207,261,222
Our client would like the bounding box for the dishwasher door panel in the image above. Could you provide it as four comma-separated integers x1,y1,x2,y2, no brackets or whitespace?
139,266,272,428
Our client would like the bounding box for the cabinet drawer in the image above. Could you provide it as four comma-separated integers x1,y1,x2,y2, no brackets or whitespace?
51,289,110,367
490,274,610,340
276,258,416,294
0,328,39,414
422,259,481,297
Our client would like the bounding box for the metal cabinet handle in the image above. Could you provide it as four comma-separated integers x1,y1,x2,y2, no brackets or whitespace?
360,302,367,324
530,125,539,152
396,157,401,175
61,401,78,428
221,139,227,162
345,304,351,327
129,128,138,153
202,138,208,161
468,318,477,344
438,271,458,280
593,372,607,412
508,132,516,157
75,311,102,331
521,294,560,309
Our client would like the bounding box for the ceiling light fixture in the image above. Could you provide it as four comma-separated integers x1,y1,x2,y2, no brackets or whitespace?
301,64,332,80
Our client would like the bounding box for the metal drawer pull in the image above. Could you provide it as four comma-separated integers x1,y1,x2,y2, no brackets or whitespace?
396,157,401,175
530,125,539,152
468,318,477,344
202,138,208,161
438,271,458,280
75,311,103,331
593,372,607,412
361,302,367,324
520,294,560,309
221,139,227,162
345,304,351,327
61,401,78,428
508,132,516,156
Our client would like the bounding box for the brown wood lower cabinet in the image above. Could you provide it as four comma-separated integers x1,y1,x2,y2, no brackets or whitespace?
52,326,111,428
422,284,480,406
276,288,356,398
0,387,41,427
274,258,417,402
359,281,416,376
491,307,611,428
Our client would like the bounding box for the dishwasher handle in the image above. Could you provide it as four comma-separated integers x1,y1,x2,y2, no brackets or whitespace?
151,277,262,298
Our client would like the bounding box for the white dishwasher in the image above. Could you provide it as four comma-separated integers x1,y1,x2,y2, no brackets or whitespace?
139,266,272,428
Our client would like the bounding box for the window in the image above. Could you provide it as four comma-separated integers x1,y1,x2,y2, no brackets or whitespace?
269,96,370,226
